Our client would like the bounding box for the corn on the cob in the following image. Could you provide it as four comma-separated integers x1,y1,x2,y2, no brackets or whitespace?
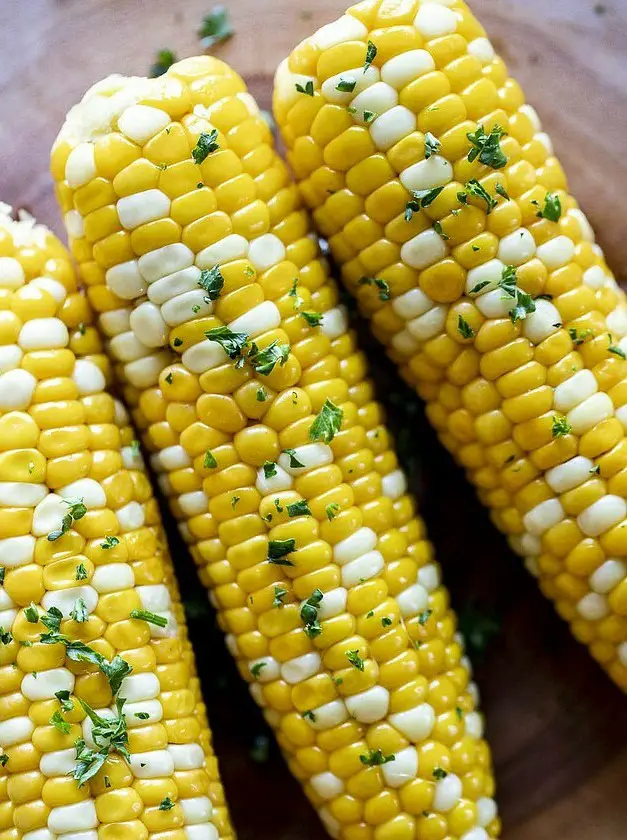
273,0,627,691
52,58,499,840
0,207,233,840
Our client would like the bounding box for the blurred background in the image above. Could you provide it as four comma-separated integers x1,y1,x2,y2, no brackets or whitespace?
1,1,627,838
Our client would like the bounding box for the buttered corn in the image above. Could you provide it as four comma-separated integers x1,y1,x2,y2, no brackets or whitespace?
52,58,499,840
273,0,627,691
0,208,233,840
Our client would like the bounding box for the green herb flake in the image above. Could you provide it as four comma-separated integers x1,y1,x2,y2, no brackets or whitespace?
0,568,4,585
590,465,601,475
302,709,316,722
404,186,445,221
456,706,464,721
198,265,224,301
130,609,168,628
48,497,87,543
70,598,88,624
263,461,277,479
273,586,288,608
460,179,498,214
457,315,475,339
256,388,267,402
0,630,12,645
345,649,365,671
360,749,395,767
268,539,296,566
72,697,130,787
150,49,177,78
101,536,120,551
381,616,393,628
536,192,562,222
364,40,377,72
309,398,343,443
301,310,323,327
192,130,220,164
552,415,572,438
326,502,339,521
250,661,266,678
495,182,510,200
205,325,249,359
249,340,290,376
433,221,449,241
358,276,390,301
204,450,218,469
418,609,433,626
424,132,441,159
24,603,39,624
287,499,311,518
295,80,314,97
55,690,74,712
284,448,305,469
0,754,7,767
336,78,356,93
159,797,175,811
198,6,234,48
75,563,88,581
467,124,508,169
50,709,71,735
300,589,324,639
433,767,448,781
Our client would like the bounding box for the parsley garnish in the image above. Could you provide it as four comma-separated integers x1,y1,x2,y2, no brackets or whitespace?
135,712,150,720
309,399,343,443
198,6,234,48
130,609,168,628
495,182,510,200
150,49,177,78
55,690,74,712
300,589,324,638
358,276,390,301
70,598,88,623
498,265,536,323
360,749,394,767
336,78,356,93
48,497,87,542
204,450,217,469
295,80,314,96
192,130,220,164
381,616,393,628
433,221,449,241
268,539,295,565
569,327,594,346
101,536,119,550
467,124,508,169
457,315,474,339
418,609,432,626
250,662,266,678
257,388,267,402
433,767,448,781
159,797,175,811
0,754,7,767
345,649,365,671
364,40,377,72
537,192,562,222
50,709,71,735
164,372,174,385
552,415,572,437
303,710,316,722
75,563,87,581
73,697,129,787
424,132,441,159
198,266,224,301
325,502,339,521
205,326,249,359
0,567,4,585
608,336,626,359
404,186,444,221
287,500,311,518
301,311,323,327
24,603,39,623
273,586,288,608
284,448,305,469
0,629,12,645
263,461,277,479
458,179,498,214
249,340,290,375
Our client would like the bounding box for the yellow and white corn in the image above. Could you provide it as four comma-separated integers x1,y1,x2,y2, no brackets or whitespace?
0,208,233,840
273,0,627,691
52,58,499,840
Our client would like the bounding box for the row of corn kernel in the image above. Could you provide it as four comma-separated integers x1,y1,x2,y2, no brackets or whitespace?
273,0,627,689
52,59,499,840
0,208,233,840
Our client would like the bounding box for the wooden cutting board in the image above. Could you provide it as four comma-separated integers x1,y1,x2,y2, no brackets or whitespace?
1,1,626,838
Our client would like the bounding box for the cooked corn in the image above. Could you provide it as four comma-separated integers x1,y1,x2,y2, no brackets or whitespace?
273,0,627,691
52,58,499,839
0,207,233,840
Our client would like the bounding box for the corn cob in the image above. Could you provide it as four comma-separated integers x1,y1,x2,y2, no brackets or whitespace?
52,58,499,840
273,0,627,691
0,207,233,840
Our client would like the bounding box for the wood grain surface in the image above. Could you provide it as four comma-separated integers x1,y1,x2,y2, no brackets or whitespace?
1,1,627,839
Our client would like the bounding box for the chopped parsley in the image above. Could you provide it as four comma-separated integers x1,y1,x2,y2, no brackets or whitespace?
55,690,74,712
336,78,356,93
70,598,88,623
48,497,87,542
456,706,464,721
204,450,217,469
205,326,249,359
364,40,377,72
72,697,129,787
418,609,433,626
569,327,594,346
309,399,343,443
198,266,224,301
256,388,267,402
164,372,174,385
0,629,12,645
301,310,323,327
363,110,377,123
345,649,365,671
250,662,266,678
404,186,444,221
24,603,39,623
360,749,394,767
249,340,290,375
358,276,390,301
159,797,175,811
284,448,305,469
495,182,510,200
50,709,71,735
300,589,324,638
0,567,4,585
192,130,220,164
608,336,626,359
552,415,572,437
536,192,562,222
198,6,234,48
268,539,296,565
130,609,168,628
302,709,316,722
433,221,449,241
326,502,339,521
381,616,393,628
498,265,536,323
273,586,288,608
150,49,177,78
287,499,311,518
0,754,7,767
295,80,314,96
134,712,150,721
231,495,240,509
433,767,448,781
466,124,508,169
263,461,277,479
458,179,498,214
75,563,88,581
457,315,475,339
424,132,441,159
101,536,119,551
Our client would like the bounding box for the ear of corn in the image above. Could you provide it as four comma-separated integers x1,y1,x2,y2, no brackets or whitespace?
0,207,233,840
52,58,499,840
273,0,627,691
